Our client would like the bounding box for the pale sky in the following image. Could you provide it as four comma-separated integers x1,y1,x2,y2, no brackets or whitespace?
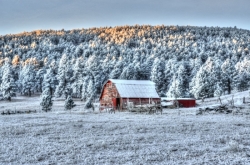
0,0,250,35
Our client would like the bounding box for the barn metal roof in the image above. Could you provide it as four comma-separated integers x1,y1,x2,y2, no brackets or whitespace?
109,79,160,98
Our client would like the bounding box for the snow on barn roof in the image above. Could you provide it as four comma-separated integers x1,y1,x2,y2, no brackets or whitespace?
109,79,160,98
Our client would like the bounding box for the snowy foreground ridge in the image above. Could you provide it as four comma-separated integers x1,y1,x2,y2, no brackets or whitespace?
1,91,250,164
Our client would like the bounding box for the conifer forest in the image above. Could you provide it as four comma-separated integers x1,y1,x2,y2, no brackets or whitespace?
0,25,250,107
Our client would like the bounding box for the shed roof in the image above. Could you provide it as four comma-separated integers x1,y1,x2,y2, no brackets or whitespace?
109,79,160,98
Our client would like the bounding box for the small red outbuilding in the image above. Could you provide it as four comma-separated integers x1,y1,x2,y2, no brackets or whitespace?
162,98,196,108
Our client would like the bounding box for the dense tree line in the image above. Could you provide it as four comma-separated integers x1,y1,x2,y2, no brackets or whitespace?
0,25,250,109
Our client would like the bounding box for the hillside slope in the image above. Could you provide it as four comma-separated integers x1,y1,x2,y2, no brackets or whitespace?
0,25,250,105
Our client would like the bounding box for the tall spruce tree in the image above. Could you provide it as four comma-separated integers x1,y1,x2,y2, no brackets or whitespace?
20,63,36,96
55,54,72,98
0,58,16,101
40,88,53,112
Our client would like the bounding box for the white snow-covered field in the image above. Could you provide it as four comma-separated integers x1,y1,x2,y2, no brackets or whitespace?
1,91,250,164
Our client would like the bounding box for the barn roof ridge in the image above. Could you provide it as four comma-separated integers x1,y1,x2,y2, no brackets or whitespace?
109,79,155,85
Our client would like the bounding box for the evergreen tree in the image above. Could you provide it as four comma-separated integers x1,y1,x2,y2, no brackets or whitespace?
175,63,190,97
190,58,215,99
64,95,76,110
36,67,46,93
212,57,224,97
0,59,16,101
221,58,236,94
150,57,165,96
71,57,84,98
235,71,250,92
120,63,135,80
166,74,178,98
40,88,53,112
84,93,95,109
234,58,250,92
109,57,123,79
81,76,89,101
87,78,94,98
55,54,72,98
20,64,36,96
42,68,56,96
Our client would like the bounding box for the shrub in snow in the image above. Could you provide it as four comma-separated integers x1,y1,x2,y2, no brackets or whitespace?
225,140,241,152
64,95,76,110
40,88,53,112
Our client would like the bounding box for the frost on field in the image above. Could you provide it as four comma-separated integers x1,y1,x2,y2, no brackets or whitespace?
1,110,250,164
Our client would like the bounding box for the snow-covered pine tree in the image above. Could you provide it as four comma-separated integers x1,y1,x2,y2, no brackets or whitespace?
35,67,46,93
221,58,236,94
169,62,190,98
235,71,249,92
55,54,72,98
120,63,135,80
64,95,76,110
84,93,95,109
164,59,176,94
81,76,89,101
109,57,123,79
20,63,36,96
71,57,83,98
234,58,250,91
150,57,165,96
212,57,224,97
136,62,145,80
144,55,155,79
86,78,94,98
190,58,215,99
42,68,56,96
40,88,53,112
166,74,178,98
0,58,17,101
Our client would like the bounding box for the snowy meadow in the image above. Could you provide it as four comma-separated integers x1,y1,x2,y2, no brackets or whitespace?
1,94,250,164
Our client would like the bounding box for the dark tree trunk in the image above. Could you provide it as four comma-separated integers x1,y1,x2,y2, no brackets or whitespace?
50,87,53,96
228,78,231,94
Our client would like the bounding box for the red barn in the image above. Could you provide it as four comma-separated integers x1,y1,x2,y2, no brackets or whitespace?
99,79,160,110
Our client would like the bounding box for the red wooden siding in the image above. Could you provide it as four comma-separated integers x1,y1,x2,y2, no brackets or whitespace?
100,81,119,107
178,99,196,107
99,80,160,110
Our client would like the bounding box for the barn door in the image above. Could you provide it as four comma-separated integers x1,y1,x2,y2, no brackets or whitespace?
116,98,120,110
112,98,117,109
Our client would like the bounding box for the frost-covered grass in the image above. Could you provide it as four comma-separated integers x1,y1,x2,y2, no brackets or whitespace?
1,92,250,164
1,110,250,164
